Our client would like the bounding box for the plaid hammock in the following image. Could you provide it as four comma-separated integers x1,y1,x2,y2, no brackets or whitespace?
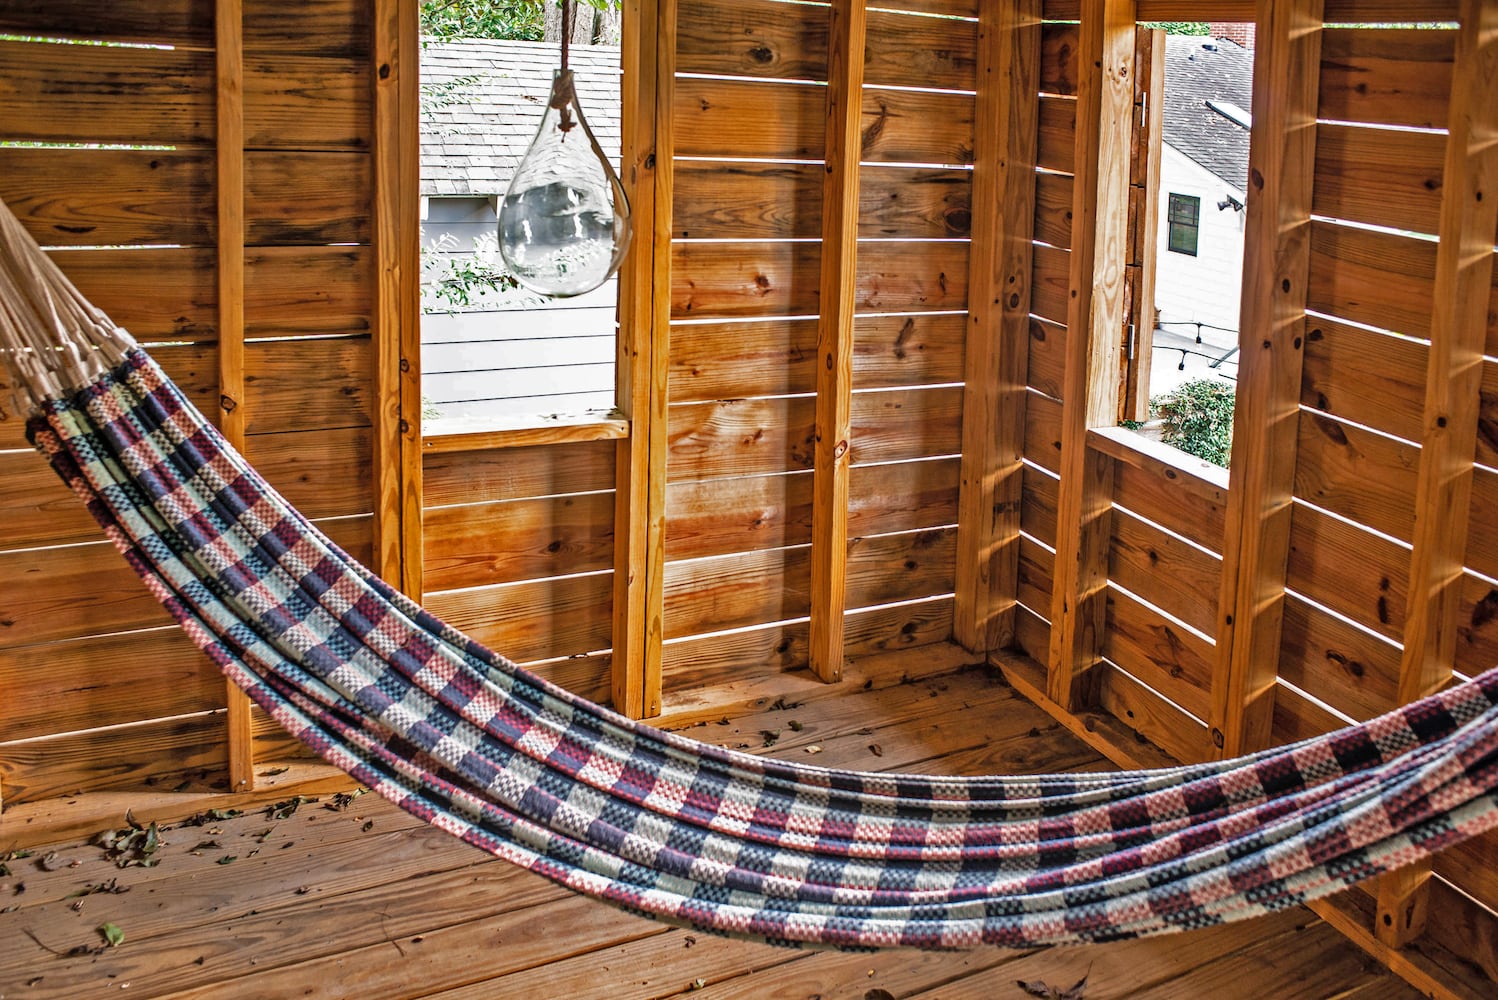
4,199,1498,950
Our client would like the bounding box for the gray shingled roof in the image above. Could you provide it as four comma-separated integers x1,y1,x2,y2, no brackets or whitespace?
1161,35,1254,193
421,38,622,198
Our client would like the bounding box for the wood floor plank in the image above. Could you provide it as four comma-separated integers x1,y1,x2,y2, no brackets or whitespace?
0,647,1436,1000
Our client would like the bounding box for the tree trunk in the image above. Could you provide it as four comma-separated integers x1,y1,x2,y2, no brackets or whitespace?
543,3,621,47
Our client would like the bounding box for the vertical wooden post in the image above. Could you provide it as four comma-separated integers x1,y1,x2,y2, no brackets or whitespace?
1047,0,1136,712
1374,0,1498,949
808,0,867,684
372,0,423,599
1210,0,1323,759
1121,27,1163,423
613,0,673,718
954,0,1041,654
215,0,254,794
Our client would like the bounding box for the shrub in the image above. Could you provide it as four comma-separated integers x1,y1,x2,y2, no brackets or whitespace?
1152,378,1235,467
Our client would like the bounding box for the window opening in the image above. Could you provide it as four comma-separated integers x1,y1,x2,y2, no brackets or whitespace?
418,2,624,434
1122,22,1253,468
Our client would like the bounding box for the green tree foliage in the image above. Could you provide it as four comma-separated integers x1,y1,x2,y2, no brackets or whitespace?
421,1,545,40
1143,22,1209,34
1152,378,1236,467
420,0,620,41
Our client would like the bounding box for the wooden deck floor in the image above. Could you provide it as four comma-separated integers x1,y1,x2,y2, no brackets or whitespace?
0,652,1421,999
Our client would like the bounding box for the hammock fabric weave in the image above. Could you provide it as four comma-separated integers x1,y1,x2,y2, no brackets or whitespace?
4,198,1498,950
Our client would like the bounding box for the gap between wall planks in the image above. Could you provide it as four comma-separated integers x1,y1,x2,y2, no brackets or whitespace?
1046,0,1136,712
953,0,1041,656
613,0,674,718
1373,0,1498,949
215,0,255,794
371,0,423,602
1209,0,1324,760
808,0,867,684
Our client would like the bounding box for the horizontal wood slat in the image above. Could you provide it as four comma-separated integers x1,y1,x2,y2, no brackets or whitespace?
46,247,218,341
245,427,375,521
1300,317,1426,443
242,0,372,58
0,713,230,806
423,572,613,665
1312,123,1447,237
665,458,960,562
0,2,212,46
0,40,215,145
663,528,957,641
245,152,373,245
863,9,978,92
244,246,373,335
676,0,827,80
423,492,617,593
1287,501,1410,645
0,148,215,247
661,597,955,695
1455,572,1498,681
671,241,969,320
1293,409,1420,543
0,629,220,743
1105,587,1214,723
674,79,975,165
243,337,373,434
675,163,973,243
1279,593,1402,722
1307,220,1436,338
245,56,371,150
1037,97,1078,174
1108,507,1221,637
1317,27,1455,130
422,440,617,507
667,387,962,481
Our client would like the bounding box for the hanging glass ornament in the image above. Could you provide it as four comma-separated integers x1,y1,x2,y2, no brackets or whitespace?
498,3,631,298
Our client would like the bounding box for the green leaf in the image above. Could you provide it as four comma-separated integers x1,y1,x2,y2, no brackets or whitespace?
100,923,124,948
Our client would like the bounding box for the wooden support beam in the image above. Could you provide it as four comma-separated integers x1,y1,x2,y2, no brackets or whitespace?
1121,27,1163,423
1210,0,1324,758
1374,0,1498,949
613,0,673,718
954,0,1042,654
1046,0,1136,712
215,0,254,794
372,0,423,600
808,0,867,684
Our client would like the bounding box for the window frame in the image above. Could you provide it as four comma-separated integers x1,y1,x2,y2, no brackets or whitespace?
1166,192,1201,257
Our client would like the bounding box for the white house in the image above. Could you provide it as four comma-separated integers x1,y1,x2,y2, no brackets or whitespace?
1149,33,1254,396
420,38,623,428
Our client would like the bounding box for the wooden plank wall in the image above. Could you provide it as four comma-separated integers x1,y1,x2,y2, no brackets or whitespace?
661,0,974,699
1002,0,1498,983
0,0,398,805
419,437,618,705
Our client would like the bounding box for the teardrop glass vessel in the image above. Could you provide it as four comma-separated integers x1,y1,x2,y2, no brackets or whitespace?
498,69,632,298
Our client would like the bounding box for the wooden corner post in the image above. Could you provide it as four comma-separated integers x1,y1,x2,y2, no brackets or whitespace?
372,0,424,602
954,0,1041,655
1210,0,1324,759
1374,0,1498,949
216,0,254,793
613,0,674,717
1047,0,1136,711
808,0,867,684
